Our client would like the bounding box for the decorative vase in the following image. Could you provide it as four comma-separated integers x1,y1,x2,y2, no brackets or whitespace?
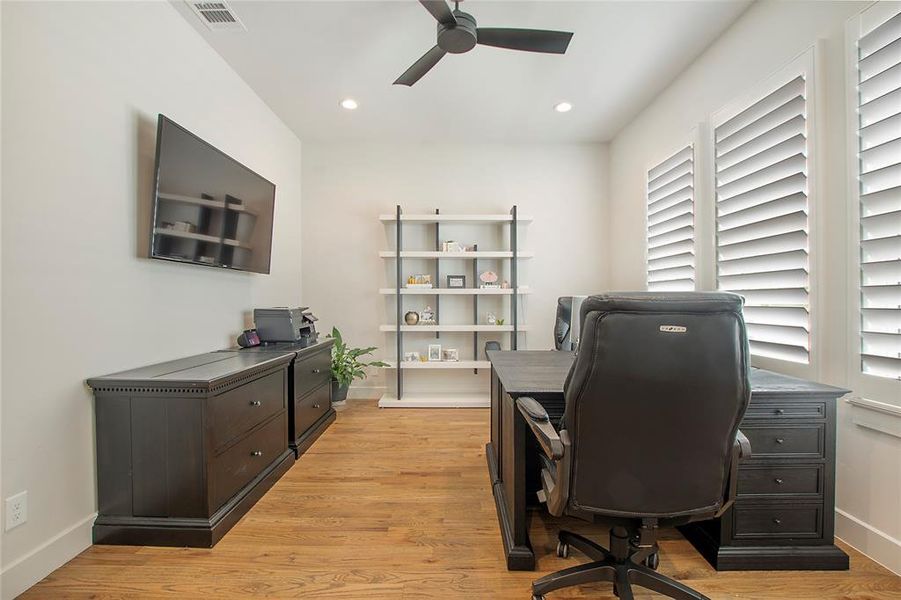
331,379,349,403
404,311,420,325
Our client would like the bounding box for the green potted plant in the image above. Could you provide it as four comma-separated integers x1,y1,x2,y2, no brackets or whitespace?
328,326,388,403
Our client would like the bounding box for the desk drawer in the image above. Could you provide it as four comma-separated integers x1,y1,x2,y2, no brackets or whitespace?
738,464,823,498
295,382,330,437
742,423,824,459
209,371,285,450
744,402,826,420
294,349,331,401
210,413,287,511
733,504,822,540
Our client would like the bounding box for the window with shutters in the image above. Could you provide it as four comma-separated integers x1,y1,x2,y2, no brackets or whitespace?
714,73,811,364
855,10,901,381
647,145,695,291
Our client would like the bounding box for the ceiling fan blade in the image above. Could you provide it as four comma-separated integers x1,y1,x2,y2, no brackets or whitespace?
476,28,573,54
394,45,447,86
419,0,457,26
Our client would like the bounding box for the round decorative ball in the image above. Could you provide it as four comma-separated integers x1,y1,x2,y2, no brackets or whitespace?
404,311,420,325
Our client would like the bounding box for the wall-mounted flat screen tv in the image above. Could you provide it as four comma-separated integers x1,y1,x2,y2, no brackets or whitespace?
150,115,275,274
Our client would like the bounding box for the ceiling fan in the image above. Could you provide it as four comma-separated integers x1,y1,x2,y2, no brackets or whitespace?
394,0,574,86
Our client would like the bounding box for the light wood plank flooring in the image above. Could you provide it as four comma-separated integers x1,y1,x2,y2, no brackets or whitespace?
25,400,901,599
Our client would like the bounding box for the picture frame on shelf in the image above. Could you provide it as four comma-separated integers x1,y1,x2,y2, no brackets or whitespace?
427,344,442,361
443,348,459,361
446,275,466,288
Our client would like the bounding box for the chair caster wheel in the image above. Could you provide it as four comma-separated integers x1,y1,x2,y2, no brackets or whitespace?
532,595,545,600
643,551,660,570
556,541,569,558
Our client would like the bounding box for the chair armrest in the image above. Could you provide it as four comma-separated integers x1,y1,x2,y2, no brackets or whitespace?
719,429,753,516
736,429,751,459
516,397,564,460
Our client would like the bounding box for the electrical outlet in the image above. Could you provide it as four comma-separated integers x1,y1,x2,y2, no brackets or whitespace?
5,491,27,531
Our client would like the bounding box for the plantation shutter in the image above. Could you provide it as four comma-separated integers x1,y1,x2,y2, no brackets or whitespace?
856,11,901,380
647,145,695,291
714,75,810,364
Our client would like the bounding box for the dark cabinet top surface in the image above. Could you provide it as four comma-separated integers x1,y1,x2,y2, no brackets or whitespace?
487,350,850,399
219,338,334,360
87,351,295,392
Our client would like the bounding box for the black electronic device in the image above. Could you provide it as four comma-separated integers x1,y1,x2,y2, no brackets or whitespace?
236,329,261,348
150,115,276,274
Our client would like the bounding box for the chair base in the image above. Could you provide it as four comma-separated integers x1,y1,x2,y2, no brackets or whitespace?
532,527,710,600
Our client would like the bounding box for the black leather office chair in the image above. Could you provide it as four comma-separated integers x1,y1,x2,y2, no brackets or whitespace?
518,292,751,600
554,297,573,350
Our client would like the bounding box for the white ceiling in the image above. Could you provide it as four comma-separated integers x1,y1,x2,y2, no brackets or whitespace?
173,1,750,143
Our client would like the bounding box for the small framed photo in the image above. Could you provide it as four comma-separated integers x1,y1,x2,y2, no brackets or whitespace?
428,344,442,361
443,348,459,361
446,274,466,288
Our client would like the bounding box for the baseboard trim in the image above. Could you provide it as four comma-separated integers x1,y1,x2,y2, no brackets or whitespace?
835,508,901,576
1,512,95,599
347,385,385,400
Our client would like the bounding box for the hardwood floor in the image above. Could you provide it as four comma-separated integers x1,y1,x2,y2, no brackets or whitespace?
26,400,900,599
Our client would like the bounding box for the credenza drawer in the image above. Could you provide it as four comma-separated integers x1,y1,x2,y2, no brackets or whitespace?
210,413,287,511
744,402,826,420
295,382,330,436
209,370,285,450
738,464,823,498
741,423,824,459
733,504,822,540
294,349,331,400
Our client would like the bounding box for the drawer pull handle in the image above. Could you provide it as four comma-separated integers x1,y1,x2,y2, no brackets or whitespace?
775,478,784,485
249,400,262,406
772,518,782,525
775,438,785,444
775,409,785,415
312,368,322,374
250,450,263,457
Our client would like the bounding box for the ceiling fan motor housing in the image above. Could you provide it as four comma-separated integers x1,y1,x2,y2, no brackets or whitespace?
438,11,477,53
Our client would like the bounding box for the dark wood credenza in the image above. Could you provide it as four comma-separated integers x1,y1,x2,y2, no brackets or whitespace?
221,339,336,458
88,339,336,548
486,350,850,572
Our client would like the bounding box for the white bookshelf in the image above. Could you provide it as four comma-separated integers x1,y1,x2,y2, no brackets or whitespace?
379,206,529,408
377,392,490,408
379,213,533,223
378,287,531,296
379,250,534,259
379,324,525,333
382,360,491,370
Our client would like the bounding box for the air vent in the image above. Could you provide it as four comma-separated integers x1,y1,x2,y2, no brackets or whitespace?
187,1,246,32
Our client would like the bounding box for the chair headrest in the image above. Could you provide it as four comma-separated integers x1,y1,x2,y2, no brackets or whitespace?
580,292,744,319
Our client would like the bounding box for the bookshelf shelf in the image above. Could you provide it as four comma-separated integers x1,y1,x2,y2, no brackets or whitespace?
379,205,529,408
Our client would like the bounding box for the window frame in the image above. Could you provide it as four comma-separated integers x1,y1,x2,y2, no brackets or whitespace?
710,47,822,380
845,3,901,405
644,136,698,292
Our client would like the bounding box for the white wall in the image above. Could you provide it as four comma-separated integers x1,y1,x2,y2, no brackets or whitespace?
301,142,608,396
0,2,303,597
607,0,900,574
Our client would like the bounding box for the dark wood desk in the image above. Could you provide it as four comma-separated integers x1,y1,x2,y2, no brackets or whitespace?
486,350,850,572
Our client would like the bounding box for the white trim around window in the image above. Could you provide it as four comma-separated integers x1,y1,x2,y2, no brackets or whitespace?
846,3,901,406
711,47,821,380
646,143,696,291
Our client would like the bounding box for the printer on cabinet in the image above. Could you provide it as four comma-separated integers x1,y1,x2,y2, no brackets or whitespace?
253,307,319,344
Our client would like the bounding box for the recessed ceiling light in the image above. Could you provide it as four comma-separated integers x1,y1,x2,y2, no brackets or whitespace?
340,98,359,110
554,102,573,113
